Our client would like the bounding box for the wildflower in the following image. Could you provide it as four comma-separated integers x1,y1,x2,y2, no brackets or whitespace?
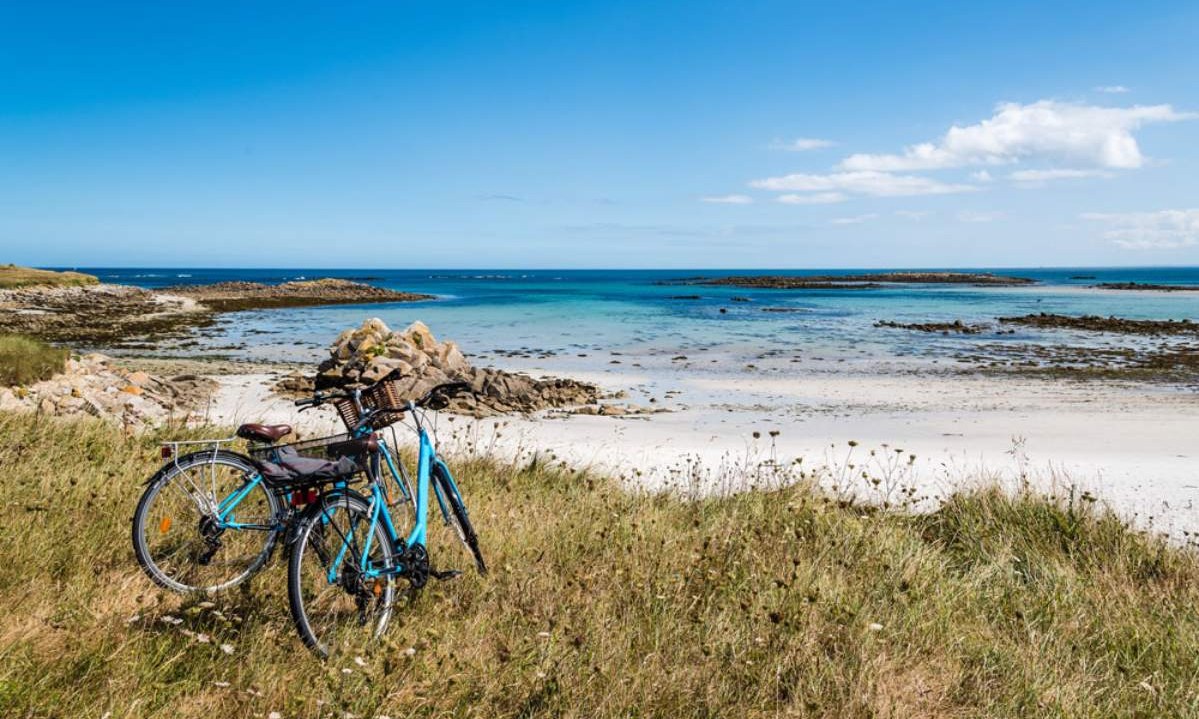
404,647,416,657
341,668,353,675
354,656,367,667
220,643,235,655
160,615,183,626
868,623,884,632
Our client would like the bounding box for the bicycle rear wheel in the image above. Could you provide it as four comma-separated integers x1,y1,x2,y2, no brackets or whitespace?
288,491,398,658
132,451,281,593
432,464,487,575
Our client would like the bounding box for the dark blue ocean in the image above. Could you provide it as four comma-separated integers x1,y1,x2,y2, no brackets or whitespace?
73,267,1199,362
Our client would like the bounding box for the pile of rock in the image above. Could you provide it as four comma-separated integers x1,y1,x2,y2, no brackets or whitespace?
0,354,217,428
280,318,599,416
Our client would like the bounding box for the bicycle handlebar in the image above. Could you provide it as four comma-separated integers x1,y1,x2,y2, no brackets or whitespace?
295,380,475,412
417,381,474,406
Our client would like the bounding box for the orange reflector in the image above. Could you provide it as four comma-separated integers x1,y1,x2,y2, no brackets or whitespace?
159,517,172,534
372,580,383,597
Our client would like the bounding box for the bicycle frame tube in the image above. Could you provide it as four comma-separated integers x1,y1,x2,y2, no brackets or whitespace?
324,426,443,582
405,428,435,549
215,473,273,530
378,442,414,504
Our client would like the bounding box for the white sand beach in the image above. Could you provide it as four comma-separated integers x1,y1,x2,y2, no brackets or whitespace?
203,348,1199,539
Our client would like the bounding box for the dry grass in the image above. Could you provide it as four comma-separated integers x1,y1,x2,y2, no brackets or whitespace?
0,265,98,289
0,335,69,386
1,412,1198,717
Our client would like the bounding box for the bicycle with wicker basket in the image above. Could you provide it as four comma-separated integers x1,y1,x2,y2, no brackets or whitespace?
131,374,487,655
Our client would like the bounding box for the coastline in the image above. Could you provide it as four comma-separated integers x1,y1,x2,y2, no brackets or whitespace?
5,266,1199,537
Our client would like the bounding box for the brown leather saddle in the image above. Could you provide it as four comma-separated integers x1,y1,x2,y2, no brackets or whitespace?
236,423,293,443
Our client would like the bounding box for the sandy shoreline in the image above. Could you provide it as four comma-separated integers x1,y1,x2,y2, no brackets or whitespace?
187,347,1199,538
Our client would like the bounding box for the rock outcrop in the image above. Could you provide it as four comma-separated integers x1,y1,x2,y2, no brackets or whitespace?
0,354,218,428
283,319,599,416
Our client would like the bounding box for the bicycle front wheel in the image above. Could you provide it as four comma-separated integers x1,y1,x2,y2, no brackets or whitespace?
132,450,281,593
432,464,487,575
288,491,398,658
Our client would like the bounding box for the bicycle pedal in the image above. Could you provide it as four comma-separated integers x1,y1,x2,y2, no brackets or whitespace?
430,568,463,581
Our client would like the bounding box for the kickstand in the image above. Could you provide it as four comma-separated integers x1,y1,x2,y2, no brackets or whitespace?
430,568,463,581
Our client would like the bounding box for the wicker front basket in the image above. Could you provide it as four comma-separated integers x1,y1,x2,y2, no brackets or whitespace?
332,379,407,431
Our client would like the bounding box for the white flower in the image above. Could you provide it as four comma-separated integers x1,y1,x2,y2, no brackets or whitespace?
403,647,416,657
353,656,367,667
220,643,235,655
867,623,884,632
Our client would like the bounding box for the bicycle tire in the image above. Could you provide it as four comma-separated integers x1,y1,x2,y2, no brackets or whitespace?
432,464,487,575
132,450,281,593
287,490,398,658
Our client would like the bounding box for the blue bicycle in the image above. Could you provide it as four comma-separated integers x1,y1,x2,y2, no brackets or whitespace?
285,381,487,657
131,376,485,657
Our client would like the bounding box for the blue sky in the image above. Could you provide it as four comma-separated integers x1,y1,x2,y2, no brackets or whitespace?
2,1,1197,268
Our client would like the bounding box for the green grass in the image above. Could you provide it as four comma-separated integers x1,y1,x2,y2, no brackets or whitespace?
0,264,98,289
0,412,1197,717
0,335,69,386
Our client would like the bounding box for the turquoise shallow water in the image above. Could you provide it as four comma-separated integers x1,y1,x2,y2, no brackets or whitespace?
80,267,1199,363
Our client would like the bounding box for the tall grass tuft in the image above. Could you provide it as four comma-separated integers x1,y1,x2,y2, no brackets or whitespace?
0,412,1197,717
0,335,69,386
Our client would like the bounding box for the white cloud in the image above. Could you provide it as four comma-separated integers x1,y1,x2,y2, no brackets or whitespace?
772,137,836,151
895,210,932,220
750,170,976,197
1081,209,1199,249
1009,168,1115,186
957,210,1005,223
838,100,1194,172
1095,85,1130,94
702,194,754,204
830,214,878,225
777,192,847,205
970,170,993,182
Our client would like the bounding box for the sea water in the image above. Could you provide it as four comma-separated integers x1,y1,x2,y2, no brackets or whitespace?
81,267,1199,364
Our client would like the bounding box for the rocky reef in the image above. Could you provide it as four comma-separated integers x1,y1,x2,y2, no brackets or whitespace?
0,284,212,347
165,278,433,311
0,354,217,428
874,319,992,335
999,313,1199,336
277,318,601,416
0,278,432,348
670,272,1035,289
1093,282,1199,292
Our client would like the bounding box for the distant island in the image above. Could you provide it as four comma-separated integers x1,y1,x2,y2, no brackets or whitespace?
1093,282,1199,292
663,271,1036,289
